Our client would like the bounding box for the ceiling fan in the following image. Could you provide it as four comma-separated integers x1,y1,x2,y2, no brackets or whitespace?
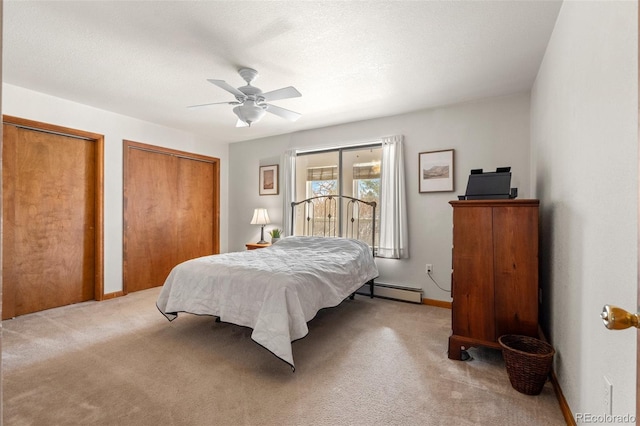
189,68,302,127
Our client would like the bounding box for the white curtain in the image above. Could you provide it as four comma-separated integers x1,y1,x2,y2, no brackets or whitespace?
282,149,296,236
378,135,409,259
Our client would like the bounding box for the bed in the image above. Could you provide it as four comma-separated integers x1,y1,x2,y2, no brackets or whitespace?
156,195,378,370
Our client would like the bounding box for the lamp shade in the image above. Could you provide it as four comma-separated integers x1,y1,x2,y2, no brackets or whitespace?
250,208,270,225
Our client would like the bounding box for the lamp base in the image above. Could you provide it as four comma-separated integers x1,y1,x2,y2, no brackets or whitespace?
256,225,267,244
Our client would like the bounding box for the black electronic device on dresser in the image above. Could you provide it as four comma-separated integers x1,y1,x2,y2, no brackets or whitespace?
458,167,517,200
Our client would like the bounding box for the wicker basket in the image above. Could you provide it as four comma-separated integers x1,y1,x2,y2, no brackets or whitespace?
498,334,555,395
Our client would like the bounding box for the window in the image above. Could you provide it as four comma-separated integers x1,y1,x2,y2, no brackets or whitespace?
294,145,382,246
306,165,338,198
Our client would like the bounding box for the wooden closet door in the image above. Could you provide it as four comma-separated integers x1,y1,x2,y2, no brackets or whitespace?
124,147,179,293
123,141,218,294
175,156,214,264
3,123,96,318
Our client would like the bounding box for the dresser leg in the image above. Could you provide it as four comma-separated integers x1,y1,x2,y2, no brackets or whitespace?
448,336,462,360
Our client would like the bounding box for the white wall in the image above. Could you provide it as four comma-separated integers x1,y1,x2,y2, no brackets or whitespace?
229,92,531,301
2,83,230,295
531,1,637,418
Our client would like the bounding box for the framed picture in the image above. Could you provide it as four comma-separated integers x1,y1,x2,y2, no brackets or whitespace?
259,164,279,196
419,149,454,193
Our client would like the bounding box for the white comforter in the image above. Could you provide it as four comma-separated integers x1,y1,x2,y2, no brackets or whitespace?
156,236,378,369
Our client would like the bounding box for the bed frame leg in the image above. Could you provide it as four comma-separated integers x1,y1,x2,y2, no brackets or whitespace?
349,279,375,300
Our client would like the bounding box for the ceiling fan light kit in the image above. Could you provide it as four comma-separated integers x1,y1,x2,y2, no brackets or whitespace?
233,101,267,127
190,68,302,127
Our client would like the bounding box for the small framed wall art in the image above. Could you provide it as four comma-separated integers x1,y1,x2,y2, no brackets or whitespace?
418,149,454,193
259,164,279,195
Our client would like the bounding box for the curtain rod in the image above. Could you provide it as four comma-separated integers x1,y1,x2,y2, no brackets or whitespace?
295,140,383,155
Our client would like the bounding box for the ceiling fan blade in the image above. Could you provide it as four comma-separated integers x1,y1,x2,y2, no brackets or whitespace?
265,104,301,122
207,79,246,98
261,86,301,102
236,119,249,128
187,101,239,109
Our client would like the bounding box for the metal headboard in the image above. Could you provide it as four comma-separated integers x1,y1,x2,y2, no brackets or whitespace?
291,195,377,252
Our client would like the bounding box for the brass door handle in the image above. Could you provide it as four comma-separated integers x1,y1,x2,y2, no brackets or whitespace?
601,305,640,330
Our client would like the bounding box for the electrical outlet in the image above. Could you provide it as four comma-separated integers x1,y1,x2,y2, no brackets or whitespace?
426,264,433,274
603,375,613,415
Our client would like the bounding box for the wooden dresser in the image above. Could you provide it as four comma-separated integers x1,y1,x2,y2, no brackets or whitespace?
448,199,539,360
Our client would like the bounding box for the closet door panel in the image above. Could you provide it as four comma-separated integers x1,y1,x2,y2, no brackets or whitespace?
3,124,96,317
124,146,179,293
175,156,214,264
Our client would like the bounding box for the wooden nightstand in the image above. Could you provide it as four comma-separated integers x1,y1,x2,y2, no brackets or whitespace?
246,243,271,250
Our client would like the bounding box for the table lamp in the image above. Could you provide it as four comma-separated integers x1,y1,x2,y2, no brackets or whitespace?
250,208,270,244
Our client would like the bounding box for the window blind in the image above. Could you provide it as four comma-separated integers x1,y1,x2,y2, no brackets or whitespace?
306,166,338,181
353,163,381,180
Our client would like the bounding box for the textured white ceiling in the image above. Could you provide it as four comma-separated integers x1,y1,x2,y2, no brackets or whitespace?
3,1,562,144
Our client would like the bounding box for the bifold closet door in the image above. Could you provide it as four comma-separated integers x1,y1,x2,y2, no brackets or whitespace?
123,141,218,294
3,123,96,318
175,156,215,263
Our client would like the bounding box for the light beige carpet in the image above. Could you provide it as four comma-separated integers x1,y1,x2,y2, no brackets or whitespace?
3,287,566,425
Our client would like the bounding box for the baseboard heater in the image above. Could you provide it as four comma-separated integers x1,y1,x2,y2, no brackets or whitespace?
358,282,423,304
